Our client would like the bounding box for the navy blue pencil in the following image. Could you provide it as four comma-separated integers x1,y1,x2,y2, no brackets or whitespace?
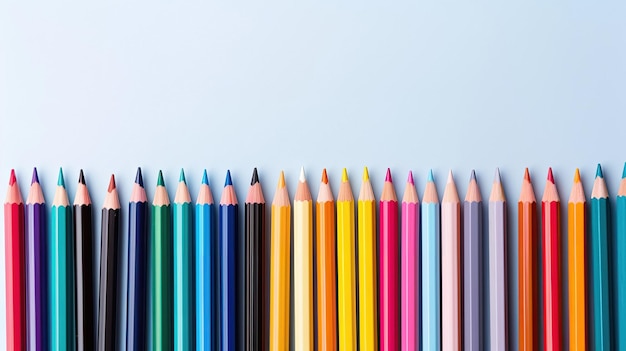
219,170,238,350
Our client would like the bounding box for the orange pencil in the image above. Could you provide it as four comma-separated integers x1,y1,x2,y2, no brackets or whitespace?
519,168,538,351
568,169,586,350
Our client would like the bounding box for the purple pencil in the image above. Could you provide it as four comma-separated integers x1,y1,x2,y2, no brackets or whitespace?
489,168,508,350
463,170,483,350
25,168,47,350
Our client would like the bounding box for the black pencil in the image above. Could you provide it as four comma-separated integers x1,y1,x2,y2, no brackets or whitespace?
244,168,266,350
74,169,96,351
97,175,121,351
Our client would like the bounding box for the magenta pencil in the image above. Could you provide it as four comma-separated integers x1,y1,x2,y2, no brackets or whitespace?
380,168,399,351
401,171,419,351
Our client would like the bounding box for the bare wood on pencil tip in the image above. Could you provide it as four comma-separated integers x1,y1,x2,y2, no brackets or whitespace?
442,170,460,203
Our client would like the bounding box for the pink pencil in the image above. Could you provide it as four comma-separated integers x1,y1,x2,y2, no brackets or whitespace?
380,168,399,351
442,170,461,351
401,171,419,351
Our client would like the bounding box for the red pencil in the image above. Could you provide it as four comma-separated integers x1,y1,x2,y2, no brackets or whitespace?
542,168,562,350
5,169,26,350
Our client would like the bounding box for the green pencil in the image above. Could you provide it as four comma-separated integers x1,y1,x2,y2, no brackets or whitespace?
49,168,76,351
152,170,173,350
174,169,194,350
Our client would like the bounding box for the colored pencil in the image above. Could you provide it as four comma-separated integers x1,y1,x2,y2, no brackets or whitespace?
489,168,508,350
174,169,194,350
294,167,314,350
590,164,611,350
568,168,586,351
463,170,482,350
518,168,537,351
337,168,357,350
616,163,626,350
269,171,291,350
422,170,440,351
245,168,266,350
74,170,95,351
442,170,461,351
220,170,238,350
49,168,75,351
380,168,399,351
5,169,26,350
25,168,46,350
256,170,270,351
358,167,378,351
401,171,419,351
117,171,130,351
542,168,562,350
151,170,173,350
97,175,121,351
196,170,216,350
316,169,337,350
127,168,149,350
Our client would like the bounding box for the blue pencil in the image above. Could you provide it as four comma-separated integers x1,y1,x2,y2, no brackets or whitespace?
422,170,441,351
219,170,238,350
196,170,216,350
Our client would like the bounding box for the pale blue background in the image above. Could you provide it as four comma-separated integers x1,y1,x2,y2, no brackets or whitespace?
1,1,625,349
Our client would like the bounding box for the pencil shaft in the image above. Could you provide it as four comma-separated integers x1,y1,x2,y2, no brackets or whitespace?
422,202,441,350
220,204,238,350
50,204,75,350
75,204,95,351
401,201,419,351
294,199,313,350
590,197,611,350
518,201,537,351
380,199,399,351
542,201,562,350
6,201,26,350
174,202,194,350
245,202,265,350
269,204,290,350
259,205,271,351
128,201,149,350
442,200,461,350
567,199,585,351
195,202,216,350
316,201,337,350
357,199,378,350
26,202,46,350
463,200,482,350
337,198,356,351
97,208,121,351
151,203,173,350
616,195,626,350
489,200,507,350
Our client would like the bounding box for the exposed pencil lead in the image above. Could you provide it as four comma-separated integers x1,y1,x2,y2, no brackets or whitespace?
428,169,434,182
202,170,209,185
407,171,414,185
447,170,454,183
385,168,392,182
157,170,165,186
9,169,16,186
179,168,186,183
299,167,306,182
362,167,370,181
547,168,554,183
278,171,286,188
57,168,65,187
494,168,501,183
596,164,603,178
470,169,476,182
321,169,328,184
225,170,233,187
251,168,259,185
342,168,349,182
31,167,39,185
78,169,86,184
574,168,581,183
524,168,530,181
108,174,116,192
135,167,144,186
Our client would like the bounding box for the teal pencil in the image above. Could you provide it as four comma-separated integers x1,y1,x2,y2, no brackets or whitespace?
49,168,76,351
590,164,611,350
174,169,194,350
616,163,626,350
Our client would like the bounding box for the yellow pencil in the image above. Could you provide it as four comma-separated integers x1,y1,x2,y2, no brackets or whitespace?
337,168,357,350
358,167,378,350
568,168,586,350
294,167,313,350
269,171,291,350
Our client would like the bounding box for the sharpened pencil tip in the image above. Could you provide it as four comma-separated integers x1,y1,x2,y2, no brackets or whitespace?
623,163,626,179
407,171,414,185
524,168,530,181
278,171,286,188
251,168,259,185
157,170,165,186
428,169,434,182
202,169,209,185
470,169,476,182
574,168,581,183
363,167,370,181
9,169,16,185
342,168,348,182
179,168,186,183
225,170,233,187
31,167,39,185
299,167,306,182
494,168,501,183
135,167,144,186
57,168,65,187
547,167,554,183
385,168,392,182
596,163,603,178
108,174,116,192
447,170,454,183
78,169,86,184
321,168,328,184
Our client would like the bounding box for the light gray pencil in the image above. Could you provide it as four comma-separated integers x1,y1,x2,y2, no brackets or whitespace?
463,170,482,350
489,168,508,350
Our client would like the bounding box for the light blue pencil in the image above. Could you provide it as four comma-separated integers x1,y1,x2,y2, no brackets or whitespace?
616,163,626,351
422,170,441,351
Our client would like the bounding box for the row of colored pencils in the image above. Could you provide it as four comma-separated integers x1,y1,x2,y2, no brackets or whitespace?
4,165,626,350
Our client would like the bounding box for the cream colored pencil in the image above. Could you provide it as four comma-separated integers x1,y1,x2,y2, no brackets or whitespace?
442,170,461,351
294,167,313,351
